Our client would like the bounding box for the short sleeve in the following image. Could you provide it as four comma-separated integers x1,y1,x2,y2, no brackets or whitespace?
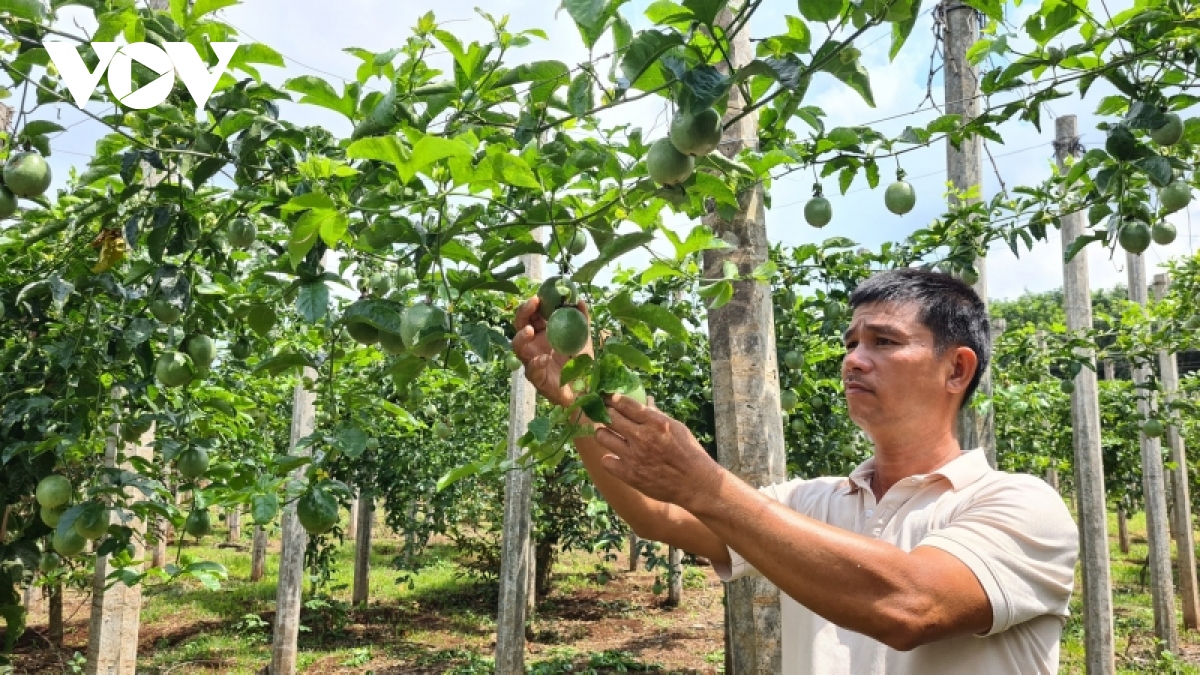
918,475,1079,636
711,477,813,583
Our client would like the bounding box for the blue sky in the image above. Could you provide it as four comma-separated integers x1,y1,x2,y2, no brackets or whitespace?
28,0,1197,301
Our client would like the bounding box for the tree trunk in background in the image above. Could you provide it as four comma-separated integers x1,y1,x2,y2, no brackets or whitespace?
1118,505,1130,555
629,532,639,572
352,492,372,606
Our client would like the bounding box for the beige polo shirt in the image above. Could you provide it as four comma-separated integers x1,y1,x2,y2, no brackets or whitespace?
713,449,1078,675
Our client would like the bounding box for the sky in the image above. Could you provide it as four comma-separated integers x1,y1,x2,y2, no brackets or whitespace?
24,0,1200,302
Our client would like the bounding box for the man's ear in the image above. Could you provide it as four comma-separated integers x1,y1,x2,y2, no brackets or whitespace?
946,346,978,395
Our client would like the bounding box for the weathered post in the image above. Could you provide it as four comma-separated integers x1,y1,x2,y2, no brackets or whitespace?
351,490,372,606
269,366,318,674
1055,116,1115,673
86,396,153,674
495,235,542,674
666,547,684,607
250,525,268,582
1126,251,1178,653
943,0,995,466
702,8,786,672
1152,273,1199,630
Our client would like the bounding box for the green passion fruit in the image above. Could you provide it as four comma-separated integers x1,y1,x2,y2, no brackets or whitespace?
1150,113,1184,147
346,321,381,345
149,299,182,324
1118,219,1152,254
52,527,87,557
537,276,579,320
185,334,216,369
547,307,590,356
1143,419,1165,438
184,508,212,537
176,446,210,480
3,151,52,198
230,338,252,360
377,329,408,355
227,218,257,249
1152,221,1177,246
155,352,195,388
647,138,695,187
804,197,832,228
884,181,916,215
1160,181,1192,214
37,474,73,508
669,108,723,157
73,504,110,540
40,504,67,527
296,490,339,535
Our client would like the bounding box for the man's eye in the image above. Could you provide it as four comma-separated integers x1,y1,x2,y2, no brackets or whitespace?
876,337,893,345
844,341,858,350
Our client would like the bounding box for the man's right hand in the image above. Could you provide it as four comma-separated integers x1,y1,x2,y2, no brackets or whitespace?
512,297,594,408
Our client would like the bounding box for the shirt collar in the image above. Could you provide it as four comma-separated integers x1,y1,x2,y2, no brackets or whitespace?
845,447,992,493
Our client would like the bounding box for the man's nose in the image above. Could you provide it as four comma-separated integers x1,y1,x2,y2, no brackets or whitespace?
843,347,870,374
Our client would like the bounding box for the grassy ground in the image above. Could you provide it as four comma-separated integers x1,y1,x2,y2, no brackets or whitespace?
14,507,1200,673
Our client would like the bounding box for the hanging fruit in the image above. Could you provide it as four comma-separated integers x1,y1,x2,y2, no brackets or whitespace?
804,184,832,228
884,170,916,215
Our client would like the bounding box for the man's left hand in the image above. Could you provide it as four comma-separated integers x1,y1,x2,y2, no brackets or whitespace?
593,394,724,508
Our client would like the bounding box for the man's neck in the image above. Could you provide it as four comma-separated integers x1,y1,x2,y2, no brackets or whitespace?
867,429,963,501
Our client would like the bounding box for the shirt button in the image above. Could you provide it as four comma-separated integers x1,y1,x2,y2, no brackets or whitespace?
865,509,873,517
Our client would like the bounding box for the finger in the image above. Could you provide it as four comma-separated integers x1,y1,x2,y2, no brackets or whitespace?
514,298,541,331
606,393,657,424
646,395,658,410
511,325,538,361
603,403,640,438
593,426,629,455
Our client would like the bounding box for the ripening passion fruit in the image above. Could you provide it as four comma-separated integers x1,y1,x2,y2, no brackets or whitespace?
3,151,52,198
547,307,590,356
1150,113,1184,147
669,108,723,157
537,276,579,320
884,181,916,215
400,304,450,358
647,138,695,187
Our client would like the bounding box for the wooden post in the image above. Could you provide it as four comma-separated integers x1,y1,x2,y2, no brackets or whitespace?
1055,116,1116,674
702,9,786,672
1033,330,1060,491
494,232,542,674
1126,251,1178,653
628,532,639,572
943,0,996,467
666,547,683,607
270,366,318,674
347,493,358,541
1117,503,1131,555
227,508,241,543
1153,273,1199,630
351,490,372,606
48,583,63,647
87,399,153,675
251,525,268,582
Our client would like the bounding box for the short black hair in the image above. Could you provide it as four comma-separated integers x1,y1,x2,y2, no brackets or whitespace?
848,268,991,408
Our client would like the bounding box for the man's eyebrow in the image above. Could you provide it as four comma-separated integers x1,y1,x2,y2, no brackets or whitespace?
842,322,909,342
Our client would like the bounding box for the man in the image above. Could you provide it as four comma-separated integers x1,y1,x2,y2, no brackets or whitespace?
512,268,1078,674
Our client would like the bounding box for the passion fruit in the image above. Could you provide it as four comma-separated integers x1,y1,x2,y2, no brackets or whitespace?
378,329,408,355
804,197,832,228
296,489,339,535
149,299,181,325
669,108,723,157
176,446,210,479
1143,419,1165,438
647,138,695,187
155,352,195,388
73,504,110,540
1160,181,1191,214
1150,113,1184,147
185,334,216,369
184,508,212,537
227,217,257,249
230,338,252,360
40,504,67,527
3,151,52,198
537,276,579,320
1118,219,1152,254
547,306,590,356
52,526,87,557
884,181,916,215
1152,221,1177,246
36,475,72,508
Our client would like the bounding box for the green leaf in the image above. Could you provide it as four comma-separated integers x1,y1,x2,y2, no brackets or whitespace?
333,423,367,459
609,292,687,339
284,75,356,119
296,281,328,323
577,393,610,424
815,43,874,107
681,0,728,26
437,460,485,492
561,354,595,385
567,72,595,117
346,135,409,168
604,343,654,371
1135,156,1173,188
255,353,318,376
387,354,427,390
19,120,64,136
890,0,923,60
490,153,541,189
0,602,26,651
799,0,844,22
250,494,279,525
316,210,349,247
408,135,472,181
342,299,406,334
563,0,612,48
494,60,570,88
287,211,320,268
698,280,734,309
572,230,656,284
0,0,45,21
619,29,684,89
191,0,238,21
